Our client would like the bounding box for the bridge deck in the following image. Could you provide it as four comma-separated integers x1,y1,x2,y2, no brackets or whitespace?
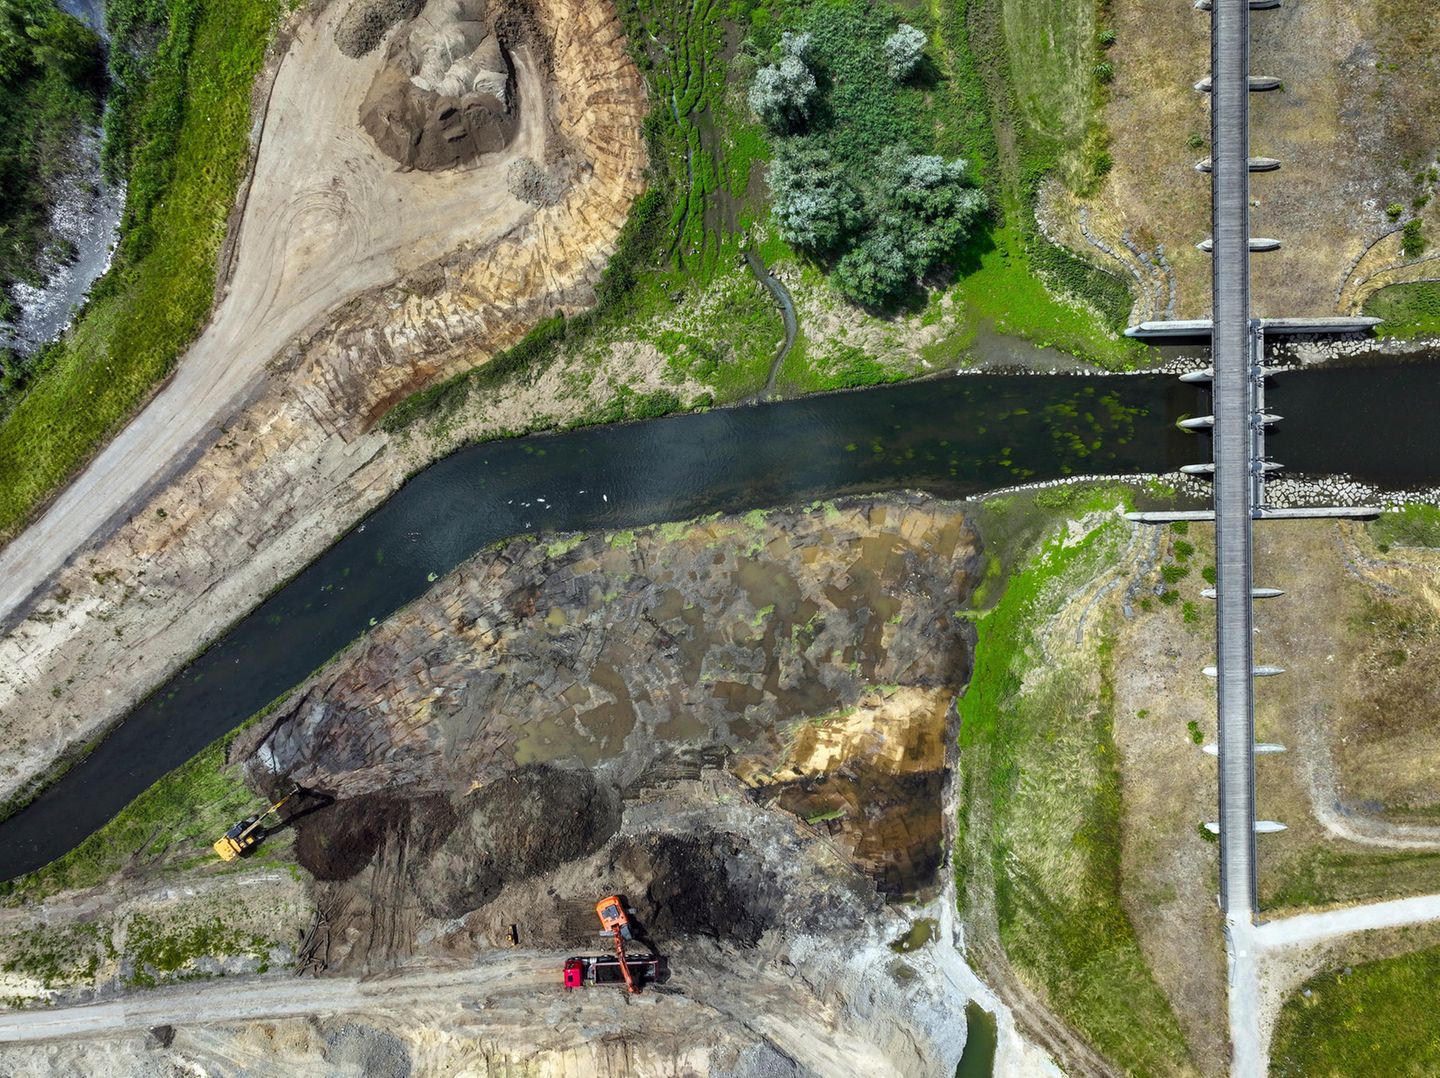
1210,0,1259,919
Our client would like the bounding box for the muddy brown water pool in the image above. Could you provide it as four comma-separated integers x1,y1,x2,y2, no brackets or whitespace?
3,358,1439,880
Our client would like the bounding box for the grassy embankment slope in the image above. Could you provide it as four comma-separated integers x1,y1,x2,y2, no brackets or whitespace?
383,0,1146,435
924,0,1143,367
0,727,266,905
1363,281,1440,341
957,485,1194,1075
0,0,283,539
1271,945,1440,1077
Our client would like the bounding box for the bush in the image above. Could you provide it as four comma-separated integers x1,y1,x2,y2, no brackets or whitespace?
748,32,817,133
1402,219,1426,258
872,146,986,265
1386,202,1405,221
832,232,911,307
830,146,986,306
883,23,926,81
0,0,106,334
768,140,861,252
1093,61,1114,84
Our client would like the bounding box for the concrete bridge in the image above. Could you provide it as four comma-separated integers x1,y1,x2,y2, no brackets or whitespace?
1126,0,1378,924
1124,5,1380,1069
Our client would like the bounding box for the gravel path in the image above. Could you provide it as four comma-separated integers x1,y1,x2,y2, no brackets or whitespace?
0,955,553,1043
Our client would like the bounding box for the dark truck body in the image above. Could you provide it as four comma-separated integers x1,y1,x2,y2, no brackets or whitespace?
563,954,667,989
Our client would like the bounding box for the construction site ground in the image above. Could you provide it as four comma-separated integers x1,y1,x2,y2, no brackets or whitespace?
0,496,1056,1075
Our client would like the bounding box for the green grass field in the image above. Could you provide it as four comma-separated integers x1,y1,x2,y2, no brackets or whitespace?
1271,945,1440,1077
0,0,282,538
1363,280,1440,341
957,487,1194,1076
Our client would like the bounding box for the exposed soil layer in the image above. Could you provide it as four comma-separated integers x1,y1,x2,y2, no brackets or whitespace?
241,497,979,823
611,832,778,947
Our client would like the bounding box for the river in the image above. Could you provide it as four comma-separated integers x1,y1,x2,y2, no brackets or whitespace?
3,357,1440,879
0,0,123,356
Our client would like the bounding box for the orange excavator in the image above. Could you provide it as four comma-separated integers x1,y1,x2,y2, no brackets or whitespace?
595,894,640,993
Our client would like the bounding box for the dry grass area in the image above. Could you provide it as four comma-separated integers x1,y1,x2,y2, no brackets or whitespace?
1079,0,1440,318
1109,516,1440,1068
1109,521,1229,1075
1247,521,1440,911
1109,518,1440,915
1327,525,1440,823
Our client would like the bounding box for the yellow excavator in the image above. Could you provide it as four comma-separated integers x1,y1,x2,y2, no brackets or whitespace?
213,788,299,862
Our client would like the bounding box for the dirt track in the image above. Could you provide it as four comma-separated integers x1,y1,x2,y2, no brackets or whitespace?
0,955,553,1043
0,1,546,621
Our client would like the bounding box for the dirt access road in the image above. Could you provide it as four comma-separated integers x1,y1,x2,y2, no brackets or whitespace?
0,2,546,621
0,955,552,1043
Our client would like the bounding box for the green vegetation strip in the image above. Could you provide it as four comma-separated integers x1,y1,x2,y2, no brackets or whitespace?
0,0,283,538
1369,504,1440,550
1271,945,1440,1077
0,722,259,904
958,486,1193,1074
1363,281,1440,341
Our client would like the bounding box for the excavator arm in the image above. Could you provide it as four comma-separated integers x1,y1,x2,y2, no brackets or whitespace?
213,789,300,861
595,895,640,994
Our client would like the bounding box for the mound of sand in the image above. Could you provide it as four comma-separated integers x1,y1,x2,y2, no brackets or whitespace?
357,0,520,171
334,0,423,58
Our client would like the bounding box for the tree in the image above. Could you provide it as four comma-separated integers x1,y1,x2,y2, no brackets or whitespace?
780,30,812,62
748,34,818,133
883,23,926,81
832,232,912,307
768,141,860,253
871,146,986,270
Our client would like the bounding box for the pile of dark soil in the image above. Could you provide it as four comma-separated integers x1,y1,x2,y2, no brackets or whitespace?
613,833,779,947
422,764,621,918
335,0,423,58
294,792,456,881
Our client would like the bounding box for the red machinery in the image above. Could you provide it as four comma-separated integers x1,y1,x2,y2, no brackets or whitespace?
562,953,666,990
